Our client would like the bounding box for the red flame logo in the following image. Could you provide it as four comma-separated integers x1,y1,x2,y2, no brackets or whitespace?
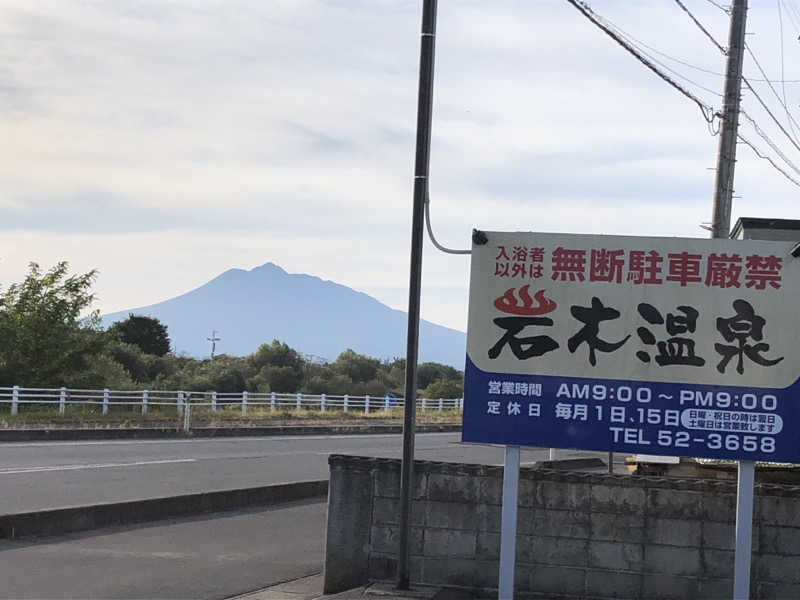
493,286,557,316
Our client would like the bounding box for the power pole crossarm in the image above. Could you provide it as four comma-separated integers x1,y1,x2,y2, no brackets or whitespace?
207,330,220,359
711,0,748,240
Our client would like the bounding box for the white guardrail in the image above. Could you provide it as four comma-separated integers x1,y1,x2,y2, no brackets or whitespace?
0,386,463,417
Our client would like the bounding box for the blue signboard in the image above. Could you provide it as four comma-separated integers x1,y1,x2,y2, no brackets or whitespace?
462,231,800,463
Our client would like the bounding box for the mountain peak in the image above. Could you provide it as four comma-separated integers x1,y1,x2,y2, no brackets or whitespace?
101,262,466,366
251,262,287,274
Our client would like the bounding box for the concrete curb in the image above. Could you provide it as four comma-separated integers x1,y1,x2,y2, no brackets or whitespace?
0,479,328,540
0,423,461,442
531,457,607,470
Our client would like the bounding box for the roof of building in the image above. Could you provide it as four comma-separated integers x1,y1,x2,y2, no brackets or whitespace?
730,217,800,239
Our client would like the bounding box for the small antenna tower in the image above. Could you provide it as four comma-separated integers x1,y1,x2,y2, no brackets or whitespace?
207,330,221,359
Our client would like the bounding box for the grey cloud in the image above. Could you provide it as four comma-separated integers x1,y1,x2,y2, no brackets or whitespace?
0,189,401,237
469,148,713,203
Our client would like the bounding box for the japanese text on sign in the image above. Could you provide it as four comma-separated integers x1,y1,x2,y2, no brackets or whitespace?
462,231,800,462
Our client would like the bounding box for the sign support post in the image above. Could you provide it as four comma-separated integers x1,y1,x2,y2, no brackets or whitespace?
734,460,755,598
498,445,520,599
398,0,437,590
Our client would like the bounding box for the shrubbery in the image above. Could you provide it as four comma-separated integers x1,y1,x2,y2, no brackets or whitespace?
0,263,464,397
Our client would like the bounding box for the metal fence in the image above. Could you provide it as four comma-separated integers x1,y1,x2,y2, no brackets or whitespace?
0,386,463,416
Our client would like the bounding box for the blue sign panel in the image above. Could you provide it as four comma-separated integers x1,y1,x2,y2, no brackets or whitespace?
462,232,800,462
464,357,800,462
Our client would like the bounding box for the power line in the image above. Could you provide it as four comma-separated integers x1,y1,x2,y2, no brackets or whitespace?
588,10,725,98
740,109,800,177
776,0,798,140
779,0,800,35
738,133,800,186
621,37,724,98
743,43,800,133
673,0,727,54
565,0,800,191
742,77,800,153
608,27,726,84
603,41,800,83
704,0,731,13
743,44,797,143
564,0,717,123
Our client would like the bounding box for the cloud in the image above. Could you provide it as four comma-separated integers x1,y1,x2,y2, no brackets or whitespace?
0,0,799,333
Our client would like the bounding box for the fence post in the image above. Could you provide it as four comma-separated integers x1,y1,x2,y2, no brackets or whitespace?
211,391,217,413
242,390,248,414
459,398,464,410
183,400,191,432
321,393,326,412
142,390,148,415
296,392,302,411
177,391,184,415
384,395,389,410
11,386,18,415
365,395,370,415
438,398,443,412
343,394,349,412
421,397,426,412
59,387,66,414
102,388,109,415
270,392,276,411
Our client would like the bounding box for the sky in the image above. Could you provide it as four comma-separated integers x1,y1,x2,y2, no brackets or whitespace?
2,0,799,337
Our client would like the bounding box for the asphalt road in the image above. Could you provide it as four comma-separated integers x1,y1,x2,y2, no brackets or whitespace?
0,432,613,513
0,499,326,599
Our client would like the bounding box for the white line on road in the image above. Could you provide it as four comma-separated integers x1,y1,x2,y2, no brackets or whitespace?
0,458,197,475
0,432,459,449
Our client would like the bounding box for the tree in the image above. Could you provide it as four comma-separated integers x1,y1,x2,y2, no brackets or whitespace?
247,340,304,392
422,379,463,399
0,262,111,387
331,349,380,383
107,314,171,356
417,362,460,390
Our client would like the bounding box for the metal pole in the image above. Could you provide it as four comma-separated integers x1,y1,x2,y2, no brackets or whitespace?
498,446,521,599
398,0,437,590
710,0,747,239
709,6,752,594
734,460,755,599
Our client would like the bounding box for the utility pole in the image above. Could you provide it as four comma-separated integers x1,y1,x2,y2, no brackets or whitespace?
397,0,437,591
710,0,748,239
207,330,220,359
710,4,754,599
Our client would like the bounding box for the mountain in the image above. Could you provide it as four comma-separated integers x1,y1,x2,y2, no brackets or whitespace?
101,262,467,367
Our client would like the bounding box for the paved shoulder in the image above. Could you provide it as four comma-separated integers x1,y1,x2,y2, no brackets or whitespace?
0,499,326,599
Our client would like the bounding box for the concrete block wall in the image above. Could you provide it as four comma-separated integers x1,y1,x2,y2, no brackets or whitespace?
323,454,800,599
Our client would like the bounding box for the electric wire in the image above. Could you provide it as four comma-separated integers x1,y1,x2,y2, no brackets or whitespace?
780,0,800,35
610,28,723,75
606,40,800,84
742,77,800,153
424,194,470,255
583,9,724,98
566,0,800,190
740,109,800,177
704,0,731,13
737,133,800,187
744,44,800,133
564,0,717,123
673,0,727,54
776,0,798,140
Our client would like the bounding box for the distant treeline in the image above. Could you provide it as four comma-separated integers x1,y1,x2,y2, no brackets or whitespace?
113,341,463,398
0,262,463,397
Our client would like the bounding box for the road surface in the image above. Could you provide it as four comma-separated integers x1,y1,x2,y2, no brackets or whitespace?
0,499,326,599
0,432,616,513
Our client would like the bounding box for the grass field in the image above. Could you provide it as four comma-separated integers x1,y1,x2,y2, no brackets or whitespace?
0,405,462,429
